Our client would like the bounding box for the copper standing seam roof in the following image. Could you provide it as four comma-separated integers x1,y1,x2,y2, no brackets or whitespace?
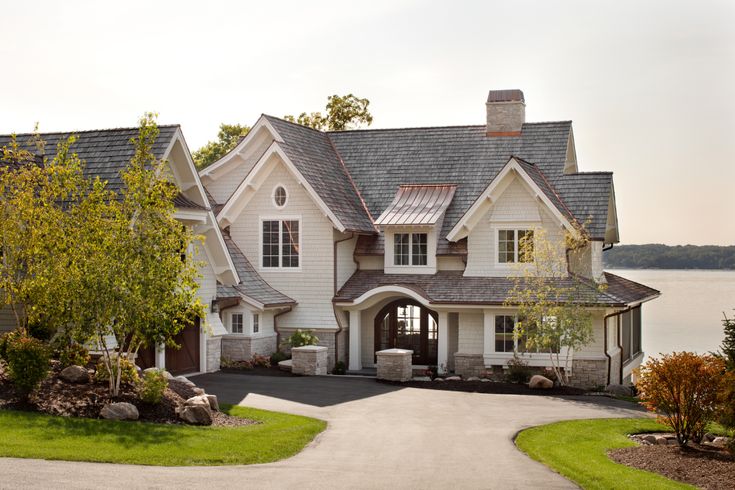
375,184,457,226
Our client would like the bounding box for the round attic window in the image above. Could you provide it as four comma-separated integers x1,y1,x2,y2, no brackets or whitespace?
273,185,288,208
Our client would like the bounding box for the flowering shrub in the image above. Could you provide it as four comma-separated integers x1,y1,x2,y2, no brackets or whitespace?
637,352,725,446
138,369,168,404
1,330,50,397
284,329,319,348
251,354,271,368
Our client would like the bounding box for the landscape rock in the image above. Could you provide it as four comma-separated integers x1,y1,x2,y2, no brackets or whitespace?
605,384,633,397
703,432,716,442
445,376,462,381
59,365,90,384
179,395,213,425
174,376,195,387
529,375,554,389
206,394,219,412
100,402,139,421
654,435,670,445
480,378,492,382
412,376,432,381
192,387,206,396
434,377,445,382
467,376,481,381
642,434,657,444
712,437,730,447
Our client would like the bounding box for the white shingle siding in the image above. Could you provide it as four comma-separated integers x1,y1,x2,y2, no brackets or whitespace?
488,178,541,222
457,312,484,354
335,232,357,290
0,305,16,333
205,136,272,204
229,160,337,330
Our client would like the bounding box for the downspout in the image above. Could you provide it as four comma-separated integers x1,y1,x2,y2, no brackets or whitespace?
333,232,355,367
274,306,292,353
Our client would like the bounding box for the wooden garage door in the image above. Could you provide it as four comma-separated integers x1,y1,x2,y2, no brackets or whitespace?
166,318,200,375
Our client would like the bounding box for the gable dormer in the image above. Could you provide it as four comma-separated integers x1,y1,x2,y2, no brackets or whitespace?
376,184,456,274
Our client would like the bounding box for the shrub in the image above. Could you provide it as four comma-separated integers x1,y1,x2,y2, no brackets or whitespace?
221,357,253,370
59,343,91,368
506,354,532,384
2,330,50,397
251,353,271,368
332,361,346,375
138,369,168,404
270,351,289,364
284,329,319,348
95,356,139,385
636,352,725,446
424,365,438,380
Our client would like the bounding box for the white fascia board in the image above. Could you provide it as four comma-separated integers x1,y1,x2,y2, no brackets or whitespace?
446,157,575,241
216,142,346,232
199,116,284,179
174,209,208,223
605,182,620,244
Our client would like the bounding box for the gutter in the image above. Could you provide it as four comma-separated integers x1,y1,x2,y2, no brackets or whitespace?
332,232,355,366
603,306,634,385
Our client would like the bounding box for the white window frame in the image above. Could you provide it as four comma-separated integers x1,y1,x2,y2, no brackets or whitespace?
393,232,428,267
231,312,244,334
272,184,288,209
494,227,536,266
252,313,260,334
259,216,302,271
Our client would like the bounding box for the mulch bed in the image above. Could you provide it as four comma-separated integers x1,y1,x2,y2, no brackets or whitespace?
609,443,734,490
221,364,294,377
378,379,587,396
0,361,254,427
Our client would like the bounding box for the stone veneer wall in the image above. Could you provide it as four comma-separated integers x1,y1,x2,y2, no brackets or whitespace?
570,359,608,389
206,337,222,372
221,334,277,362
453,353,485,377
292,346,328,375
279,328,336,371
376,349,413,381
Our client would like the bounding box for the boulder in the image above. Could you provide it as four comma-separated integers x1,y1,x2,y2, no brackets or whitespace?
703,432,717,442
192,387,206,396
434,377,445,382
642,434,657,444
445,376,462,381
174,376,195,387
605,384,633,397
467,376,481,381
60,365,90,384
412,376,432,382
480,378,492,382
206,394,219,412
529,375,554,389
179,396,213,425
100,402,139,421
712,437,730,447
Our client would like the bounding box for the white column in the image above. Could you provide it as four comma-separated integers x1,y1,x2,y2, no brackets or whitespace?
437,311,449,373
348,309,362,371
483,309,494,363
155,344,166,370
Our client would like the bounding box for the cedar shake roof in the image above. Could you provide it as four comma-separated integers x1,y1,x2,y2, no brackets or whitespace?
334,270,659,307
375,184,457,226
263,116,376,233
0,126,179,194
173,192,207,211
217,235,295,308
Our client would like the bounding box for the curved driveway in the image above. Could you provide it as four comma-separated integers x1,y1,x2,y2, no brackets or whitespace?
0,374,645,489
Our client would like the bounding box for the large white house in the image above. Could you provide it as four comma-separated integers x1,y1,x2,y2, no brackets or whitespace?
200,89,660,387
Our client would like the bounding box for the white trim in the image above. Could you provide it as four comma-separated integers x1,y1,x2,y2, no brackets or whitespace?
173,209,208,223
199,116,284,178
258,216,303,271
272,183,288,209
447,157,576,242
344,286,432,310
493,225,537,268
216,143,346,232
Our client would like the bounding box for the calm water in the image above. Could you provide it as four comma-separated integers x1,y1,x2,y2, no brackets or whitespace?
609,269,735,358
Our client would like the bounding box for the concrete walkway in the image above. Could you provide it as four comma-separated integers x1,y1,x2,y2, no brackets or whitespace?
0,374,645,489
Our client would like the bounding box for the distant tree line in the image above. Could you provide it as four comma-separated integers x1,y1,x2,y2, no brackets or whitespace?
603,244,735,270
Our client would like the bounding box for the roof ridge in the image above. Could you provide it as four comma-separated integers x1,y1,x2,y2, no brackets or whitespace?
1,124,180,138
519,157,579,226
328,120,572,134
262,114,328,135
560,171,613,176
399,183,458,188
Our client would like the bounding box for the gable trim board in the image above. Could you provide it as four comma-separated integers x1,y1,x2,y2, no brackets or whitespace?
447,156,577,242
216,142,349,232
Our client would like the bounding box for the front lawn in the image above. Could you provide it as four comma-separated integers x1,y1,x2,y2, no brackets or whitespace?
515,418,691,489
0,405,326,466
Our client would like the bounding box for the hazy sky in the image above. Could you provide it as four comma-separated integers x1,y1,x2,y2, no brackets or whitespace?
1,0,733,246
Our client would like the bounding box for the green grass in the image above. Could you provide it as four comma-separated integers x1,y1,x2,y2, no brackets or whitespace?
0,404,326,466
515,418,693,489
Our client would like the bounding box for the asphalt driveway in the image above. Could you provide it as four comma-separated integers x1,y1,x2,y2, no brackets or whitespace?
0,373,645,489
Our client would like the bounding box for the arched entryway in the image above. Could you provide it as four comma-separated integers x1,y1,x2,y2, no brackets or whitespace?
374,299,438,365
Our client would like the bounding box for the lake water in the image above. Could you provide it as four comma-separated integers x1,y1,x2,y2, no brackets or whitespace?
609,269,735,358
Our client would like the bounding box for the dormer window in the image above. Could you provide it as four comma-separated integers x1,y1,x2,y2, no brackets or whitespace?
394,233,427,266
498,229,534,263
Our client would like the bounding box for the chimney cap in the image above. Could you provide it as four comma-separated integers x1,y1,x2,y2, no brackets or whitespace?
487,89,525,103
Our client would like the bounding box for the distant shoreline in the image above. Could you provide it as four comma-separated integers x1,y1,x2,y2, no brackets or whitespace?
603,244,735,270
606,267,735,271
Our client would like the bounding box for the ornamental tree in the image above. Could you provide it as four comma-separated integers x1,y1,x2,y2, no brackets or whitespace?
284,93,373,131
505,226,598,385
192,123,250,170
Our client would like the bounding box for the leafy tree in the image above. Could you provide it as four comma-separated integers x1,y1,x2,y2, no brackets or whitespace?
192,123,250,170
720,312,735,370
284,93,373,131
506,226,598,385
637,352,725,446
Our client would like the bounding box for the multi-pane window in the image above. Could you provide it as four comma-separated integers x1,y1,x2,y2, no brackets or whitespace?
273,186,287,207
262,219,300,268
393,232,428,266
231,313,243,334
498,229,534,263
495,315,516,352
495,315,559,353
253,314,260,334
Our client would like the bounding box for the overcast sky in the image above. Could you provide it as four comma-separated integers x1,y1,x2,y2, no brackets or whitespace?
1,0,733,246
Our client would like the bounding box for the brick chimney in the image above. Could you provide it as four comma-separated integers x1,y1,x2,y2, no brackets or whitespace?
486,89,525,136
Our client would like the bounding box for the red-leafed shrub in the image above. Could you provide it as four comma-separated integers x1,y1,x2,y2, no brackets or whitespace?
637,352,725,446
1,330,51,398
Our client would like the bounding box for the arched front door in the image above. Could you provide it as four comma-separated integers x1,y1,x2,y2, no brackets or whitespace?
374,299,438,365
